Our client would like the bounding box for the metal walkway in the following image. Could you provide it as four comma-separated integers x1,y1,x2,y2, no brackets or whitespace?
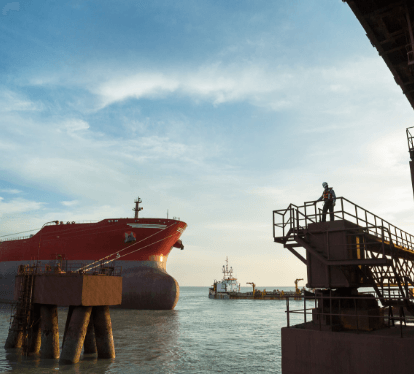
273,197,414,313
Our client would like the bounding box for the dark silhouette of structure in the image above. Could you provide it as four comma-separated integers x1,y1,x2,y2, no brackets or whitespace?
344,0,414,110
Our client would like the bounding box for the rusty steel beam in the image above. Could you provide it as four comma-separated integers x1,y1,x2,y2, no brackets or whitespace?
285,244,307,265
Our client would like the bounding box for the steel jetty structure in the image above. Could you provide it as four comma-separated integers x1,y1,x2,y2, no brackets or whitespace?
274,2,414,372
0,198,187,310
208,258,304,300
274,197,414,374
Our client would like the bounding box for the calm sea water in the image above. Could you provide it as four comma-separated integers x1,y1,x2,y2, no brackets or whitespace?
0,286,308,373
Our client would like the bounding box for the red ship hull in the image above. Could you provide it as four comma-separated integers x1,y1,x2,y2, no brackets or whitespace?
0,218,187,310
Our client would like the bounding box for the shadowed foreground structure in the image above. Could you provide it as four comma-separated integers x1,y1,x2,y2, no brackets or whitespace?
344,0,414,110
274,198,414,374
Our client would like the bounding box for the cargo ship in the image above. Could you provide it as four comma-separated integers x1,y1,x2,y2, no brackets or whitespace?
208,258,304,299
0,198,187,310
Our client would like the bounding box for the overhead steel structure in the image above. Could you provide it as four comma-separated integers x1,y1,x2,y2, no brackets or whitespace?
344,1,414,196
344,0,414,110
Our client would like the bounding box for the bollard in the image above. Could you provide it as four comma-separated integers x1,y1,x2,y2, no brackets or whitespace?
28,304,41,355
83,316,97,354
60,306,92,364
4,315,23,349
92,306,115,359
40,304,59,359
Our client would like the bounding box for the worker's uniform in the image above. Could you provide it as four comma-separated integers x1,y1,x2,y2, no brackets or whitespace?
317,187,336,222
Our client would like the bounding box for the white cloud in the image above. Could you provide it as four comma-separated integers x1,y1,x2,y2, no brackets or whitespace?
88,56,396,115
97,73,180,108
62,119,90,133
0,189,21,194
0,110,219,211
61,200,79,206
0,89,41,112
0,198,45,217
92,63,291,110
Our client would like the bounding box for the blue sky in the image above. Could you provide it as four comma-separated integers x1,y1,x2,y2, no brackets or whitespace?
1,0,414,287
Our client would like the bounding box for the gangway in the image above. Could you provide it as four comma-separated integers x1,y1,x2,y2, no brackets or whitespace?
273,197,414,313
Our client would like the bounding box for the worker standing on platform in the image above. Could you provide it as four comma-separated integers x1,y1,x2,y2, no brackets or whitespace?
315,182,336,222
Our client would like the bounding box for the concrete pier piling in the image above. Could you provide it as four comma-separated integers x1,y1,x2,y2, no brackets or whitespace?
92,306,115,359
40,304,60,359
61,305,74,351
60,306,92,364
83,316,97,354
28,304,41,355
4,315,23,349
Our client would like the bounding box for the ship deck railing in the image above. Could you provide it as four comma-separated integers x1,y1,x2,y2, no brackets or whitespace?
0,235,35,242
273,196,414,255
43,220,98,226
15,262,123,277
0,220,99,242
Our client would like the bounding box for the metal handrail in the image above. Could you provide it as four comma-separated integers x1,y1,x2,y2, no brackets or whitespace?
273,197,414,254
284,294,414,337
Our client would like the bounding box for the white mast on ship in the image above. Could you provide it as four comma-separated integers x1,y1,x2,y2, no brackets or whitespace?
222,256,234,280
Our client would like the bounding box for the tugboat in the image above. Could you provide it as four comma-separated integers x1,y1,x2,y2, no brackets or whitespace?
209,257,240,299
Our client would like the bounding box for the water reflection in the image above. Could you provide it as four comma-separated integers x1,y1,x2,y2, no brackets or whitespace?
111,309,181,369
3,348,114,373
0,305,181,373
0,288,290,373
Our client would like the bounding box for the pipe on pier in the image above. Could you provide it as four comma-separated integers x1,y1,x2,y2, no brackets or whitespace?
92,306,115,359
60,306,92,364
40,304,59,359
